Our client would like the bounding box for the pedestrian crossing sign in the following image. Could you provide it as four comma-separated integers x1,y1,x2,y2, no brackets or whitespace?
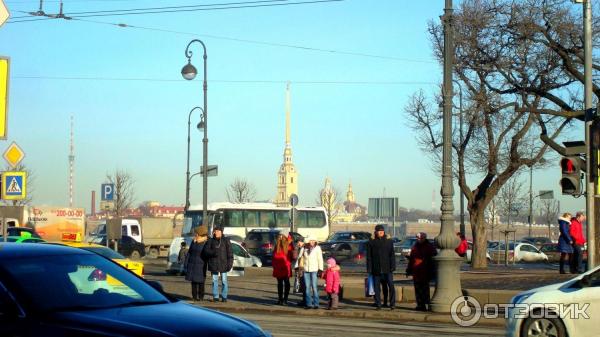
1,171,26,200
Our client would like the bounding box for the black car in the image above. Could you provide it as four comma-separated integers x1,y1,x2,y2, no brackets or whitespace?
5,227,42,239
0,243,270,337
321,231,371,263
241,229,303,266
93,235,146,259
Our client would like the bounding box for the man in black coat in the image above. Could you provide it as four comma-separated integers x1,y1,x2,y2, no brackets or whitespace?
203,226,233,302
366,224,396,310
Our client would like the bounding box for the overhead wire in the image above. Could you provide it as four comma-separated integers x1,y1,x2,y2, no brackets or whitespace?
8,0,344,20
5,0,437,64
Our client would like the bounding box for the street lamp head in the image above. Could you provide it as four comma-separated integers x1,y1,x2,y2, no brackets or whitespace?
181,61,197,81
197,119,205,131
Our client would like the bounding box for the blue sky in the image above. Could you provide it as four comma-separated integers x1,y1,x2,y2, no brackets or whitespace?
0,0,585,214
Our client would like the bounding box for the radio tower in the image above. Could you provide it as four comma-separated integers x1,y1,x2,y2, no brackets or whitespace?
69,115,75,207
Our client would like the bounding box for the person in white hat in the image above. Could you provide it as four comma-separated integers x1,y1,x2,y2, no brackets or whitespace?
295,235,323,309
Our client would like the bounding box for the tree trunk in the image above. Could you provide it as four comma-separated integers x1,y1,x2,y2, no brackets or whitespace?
470,208,488,269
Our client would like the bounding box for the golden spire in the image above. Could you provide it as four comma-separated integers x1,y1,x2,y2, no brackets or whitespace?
285,81,291,147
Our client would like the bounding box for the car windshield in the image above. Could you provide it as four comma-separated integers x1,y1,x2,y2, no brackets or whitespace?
0,253,168,312
81,246,126,260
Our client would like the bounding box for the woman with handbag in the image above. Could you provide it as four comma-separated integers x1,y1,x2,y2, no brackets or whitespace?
272,234,294,305
297,236,324,309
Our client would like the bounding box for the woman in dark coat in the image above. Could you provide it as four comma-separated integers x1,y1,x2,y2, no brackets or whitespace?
558,213,573,274
185,226,209,301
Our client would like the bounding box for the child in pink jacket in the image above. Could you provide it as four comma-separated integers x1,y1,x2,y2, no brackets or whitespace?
322,257,341,310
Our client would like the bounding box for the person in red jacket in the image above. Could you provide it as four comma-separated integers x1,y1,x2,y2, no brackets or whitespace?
455,232,468,258
570,212,587,274
322,257,341,310
272,233,294,305
406,232,437,311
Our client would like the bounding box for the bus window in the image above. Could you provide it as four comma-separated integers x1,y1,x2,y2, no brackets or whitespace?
275,211,290,227
224,210,243,227
243,211,259,227
259,211,276,228
306,211,326,228
295,211,308,228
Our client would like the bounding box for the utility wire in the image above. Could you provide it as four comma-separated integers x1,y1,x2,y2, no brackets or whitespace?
8,0,343,20
54,0,293,15
6,0,436,64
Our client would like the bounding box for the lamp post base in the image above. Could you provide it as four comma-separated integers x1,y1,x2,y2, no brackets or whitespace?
430,249,463,313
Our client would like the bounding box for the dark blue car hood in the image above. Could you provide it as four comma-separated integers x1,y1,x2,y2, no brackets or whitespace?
46,301,266,337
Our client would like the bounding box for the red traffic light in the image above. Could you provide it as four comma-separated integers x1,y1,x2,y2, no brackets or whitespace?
560,157,580,174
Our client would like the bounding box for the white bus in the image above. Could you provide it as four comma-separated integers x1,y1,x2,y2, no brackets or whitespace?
183,202,329,242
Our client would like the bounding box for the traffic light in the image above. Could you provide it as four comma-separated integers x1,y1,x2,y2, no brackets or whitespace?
560,156,583,195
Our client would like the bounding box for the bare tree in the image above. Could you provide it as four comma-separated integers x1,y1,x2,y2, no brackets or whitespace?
2,163,34,206
106,169,135,217
497,177,527,228
404,0,595,268
226,178,256,203
539,199,560,239
486,199,501,242
317,183,339,231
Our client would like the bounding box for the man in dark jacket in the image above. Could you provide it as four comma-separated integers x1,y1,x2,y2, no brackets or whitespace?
204,226,233,302
366,224,396,310
406,232,437,311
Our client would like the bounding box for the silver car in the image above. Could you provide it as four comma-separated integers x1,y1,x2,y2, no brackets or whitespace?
166,237,262,276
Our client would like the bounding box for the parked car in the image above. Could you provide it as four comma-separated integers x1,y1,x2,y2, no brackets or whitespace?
506,265,600,337
62,241,145,277
321,231,371,260
520,236,553,248
88,235,146,259
5,227,42,239
241,229,303,266
539,243,561,263
539,243,588,263
490,242,548,263
465,241,492,262
0,243,270,337
166,236,262,276
322,240,369,265
0,235,45,243
395,237,437,258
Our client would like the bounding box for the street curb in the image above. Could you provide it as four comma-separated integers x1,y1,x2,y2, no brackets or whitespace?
191,301,506,327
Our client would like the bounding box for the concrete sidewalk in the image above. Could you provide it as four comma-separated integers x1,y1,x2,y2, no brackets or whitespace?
149,263,573,328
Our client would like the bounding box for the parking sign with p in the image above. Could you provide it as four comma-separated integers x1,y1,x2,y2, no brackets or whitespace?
101,183,114,201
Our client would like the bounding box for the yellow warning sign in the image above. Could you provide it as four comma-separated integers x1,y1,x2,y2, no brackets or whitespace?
3,142,24,169
0,57,7,139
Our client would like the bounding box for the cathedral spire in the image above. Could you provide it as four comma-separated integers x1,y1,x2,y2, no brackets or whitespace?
275,81,298,207
285,81,291,147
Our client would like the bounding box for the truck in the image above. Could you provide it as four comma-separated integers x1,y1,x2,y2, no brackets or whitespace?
0,205,85,242
91,216,180,258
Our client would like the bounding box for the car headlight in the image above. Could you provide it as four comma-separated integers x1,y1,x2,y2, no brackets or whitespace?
330,244,337,249
511,293,532,304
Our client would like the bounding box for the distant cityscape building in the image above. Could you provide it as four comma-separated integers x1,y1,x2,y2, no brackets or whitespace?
275,82,298,207
319,178,365,222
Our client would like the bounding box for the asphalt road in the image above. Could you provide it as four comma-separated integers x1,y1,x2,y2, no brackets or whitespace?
236,312,504,337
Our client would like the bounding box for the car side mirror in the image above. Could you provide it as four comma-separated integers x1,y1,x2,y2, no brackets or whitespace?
147,280,164,293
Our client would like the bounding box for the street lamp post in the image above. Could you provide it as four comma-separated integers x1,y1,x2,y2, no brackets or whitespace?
453,79,465,236
430,0,462,313
182,39,208,228
185,106,204,212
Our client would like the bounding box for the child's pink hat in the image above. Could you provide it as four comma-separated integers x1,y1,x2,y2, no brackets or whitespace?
326,257,337,268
